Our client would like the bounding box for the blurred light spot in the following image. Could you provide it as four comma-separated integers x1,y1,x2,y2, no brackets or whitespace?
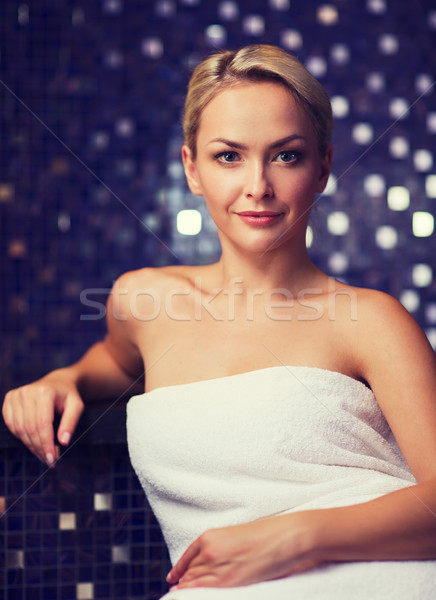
375,225,398,249
6,550,25,569
324,173,337,195
364,174,385,197
412,212,434,237
425,303,436,324
427,112,436,133
389,97,409,120
51,158,69,175
168,160,184,179
400,290,420,313
389,136,409,158
155,0,176,17
366,72,385,92
387,186,410,211
59,513,76,530
429,10,436,29
218,1,239,19
142,213,161,232
72,8,85,25
11,296,29,315
306,56,327,78
166,187,184,207
413,149,433,172
243,15,265,35
379,34,399,54
328,252,349,274
0,183,14,203
416,73,434,95
115,158,135,177
330,44,350,64
269,0,290,9
205,25,226,45
306,225,313,248
352,123,374,145
9,240,27,258
94,493,112,511
317,5,338,25
104,49,123,68
58,213,71,232
177,209,202,235
425,175,436,198
115,118,134,137
76,583,94,600
367,0,386,13
141,38,163,58
18,4,29,25
103,0,122,13
281,29,303,50
412,264,433,287
91,131,110,149
331,96,349,118
112,546,129,563
327,212,349,235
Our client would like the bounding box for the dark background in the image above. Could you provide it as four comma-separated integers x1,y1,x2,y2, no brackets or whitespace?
0,1,435,599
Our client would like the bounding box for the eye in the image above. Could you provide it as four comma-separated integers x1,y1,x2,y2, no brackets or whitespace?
215,151,240,163
275,150,301,164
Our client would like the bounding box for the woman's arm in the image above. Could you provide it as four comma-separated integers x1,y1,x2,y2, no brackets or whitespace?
2,273,145,466
167,291,436,590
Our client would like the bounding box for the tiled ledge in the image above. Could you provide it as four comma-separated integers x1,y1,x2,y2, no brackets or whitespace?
0,400,129,447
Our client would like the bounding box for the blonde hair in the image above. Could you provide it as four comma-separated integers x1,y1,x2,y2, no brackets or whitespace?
183,44,333,159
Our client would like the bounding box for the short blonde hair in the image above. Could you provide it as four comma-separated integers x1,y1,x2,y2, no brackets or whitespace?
183,44,333,159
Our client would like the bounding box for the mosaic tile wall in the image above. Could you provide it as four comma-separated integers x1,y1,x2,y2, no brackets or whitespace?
0,0,435,599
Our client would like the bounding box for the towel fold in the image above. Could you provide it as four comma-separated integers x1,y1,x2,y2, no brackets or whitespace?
127,365,436,599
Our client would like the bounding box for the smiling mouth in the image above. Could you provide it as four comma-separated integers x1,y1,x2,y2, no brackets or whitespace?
236,211,283,217
235,211,284,226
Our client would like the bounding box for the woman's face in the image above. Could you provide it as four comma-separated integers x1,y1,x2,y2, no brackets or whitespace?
182,81,332,255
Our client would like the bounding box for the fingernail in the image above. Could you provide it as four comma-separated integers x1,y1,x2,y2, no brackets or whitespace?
45,453,55,467
166,571,172,582
60,432,71,445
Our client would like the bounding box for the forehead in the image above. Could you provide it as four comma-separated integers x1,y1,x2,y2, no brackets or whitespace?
197,81,315,143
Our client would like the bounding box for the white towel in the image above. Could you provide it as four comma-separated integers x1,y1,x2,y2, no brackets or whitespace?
127,365,436,599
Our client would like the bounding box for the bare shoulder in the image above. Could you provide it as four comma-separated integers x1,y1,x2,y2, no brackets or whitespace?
112,264,210,295
351,286,425,339
348,285,436,387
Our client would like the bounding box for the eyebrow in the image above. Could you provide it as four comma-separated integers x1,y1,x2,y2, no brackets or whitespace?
207,134,308,149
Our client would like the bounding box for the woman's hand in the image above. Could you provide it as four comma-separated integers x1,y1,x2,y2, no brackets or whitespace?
2,373,84,467
166,513,321,590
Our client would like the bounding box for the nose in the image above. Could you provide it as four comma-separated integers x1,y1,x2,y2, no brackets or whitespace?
244,161,273,201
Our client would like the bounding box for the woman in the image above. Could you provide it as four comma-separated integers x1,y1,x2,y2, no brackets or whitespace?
3,45,436,599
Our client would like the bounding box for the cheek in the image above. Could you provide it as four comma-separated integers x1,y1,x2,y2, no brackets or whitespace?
199,171,239,207
275,169,317,199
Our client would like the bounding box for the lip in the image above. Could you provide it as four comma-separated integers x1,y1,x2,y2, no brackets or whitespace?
235,210,284,226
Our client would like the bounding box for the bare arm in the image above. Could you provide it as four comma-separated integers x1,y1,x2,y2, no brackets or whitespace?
2,273,145,466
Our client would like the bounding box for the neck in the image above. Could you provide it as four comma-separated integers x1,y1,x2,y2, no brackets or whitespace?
213,240,322,294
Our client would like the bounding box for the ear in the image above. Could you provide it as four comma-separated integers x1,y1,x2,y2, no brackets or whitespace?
316,145,333,194
182,145,203,196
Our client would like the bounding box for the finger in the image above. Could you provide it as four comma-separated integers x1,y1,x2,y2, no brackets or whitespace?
5,390,44,462
32,391,57,466
57,392,84,447
166,539,202,584
171,573,220,590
